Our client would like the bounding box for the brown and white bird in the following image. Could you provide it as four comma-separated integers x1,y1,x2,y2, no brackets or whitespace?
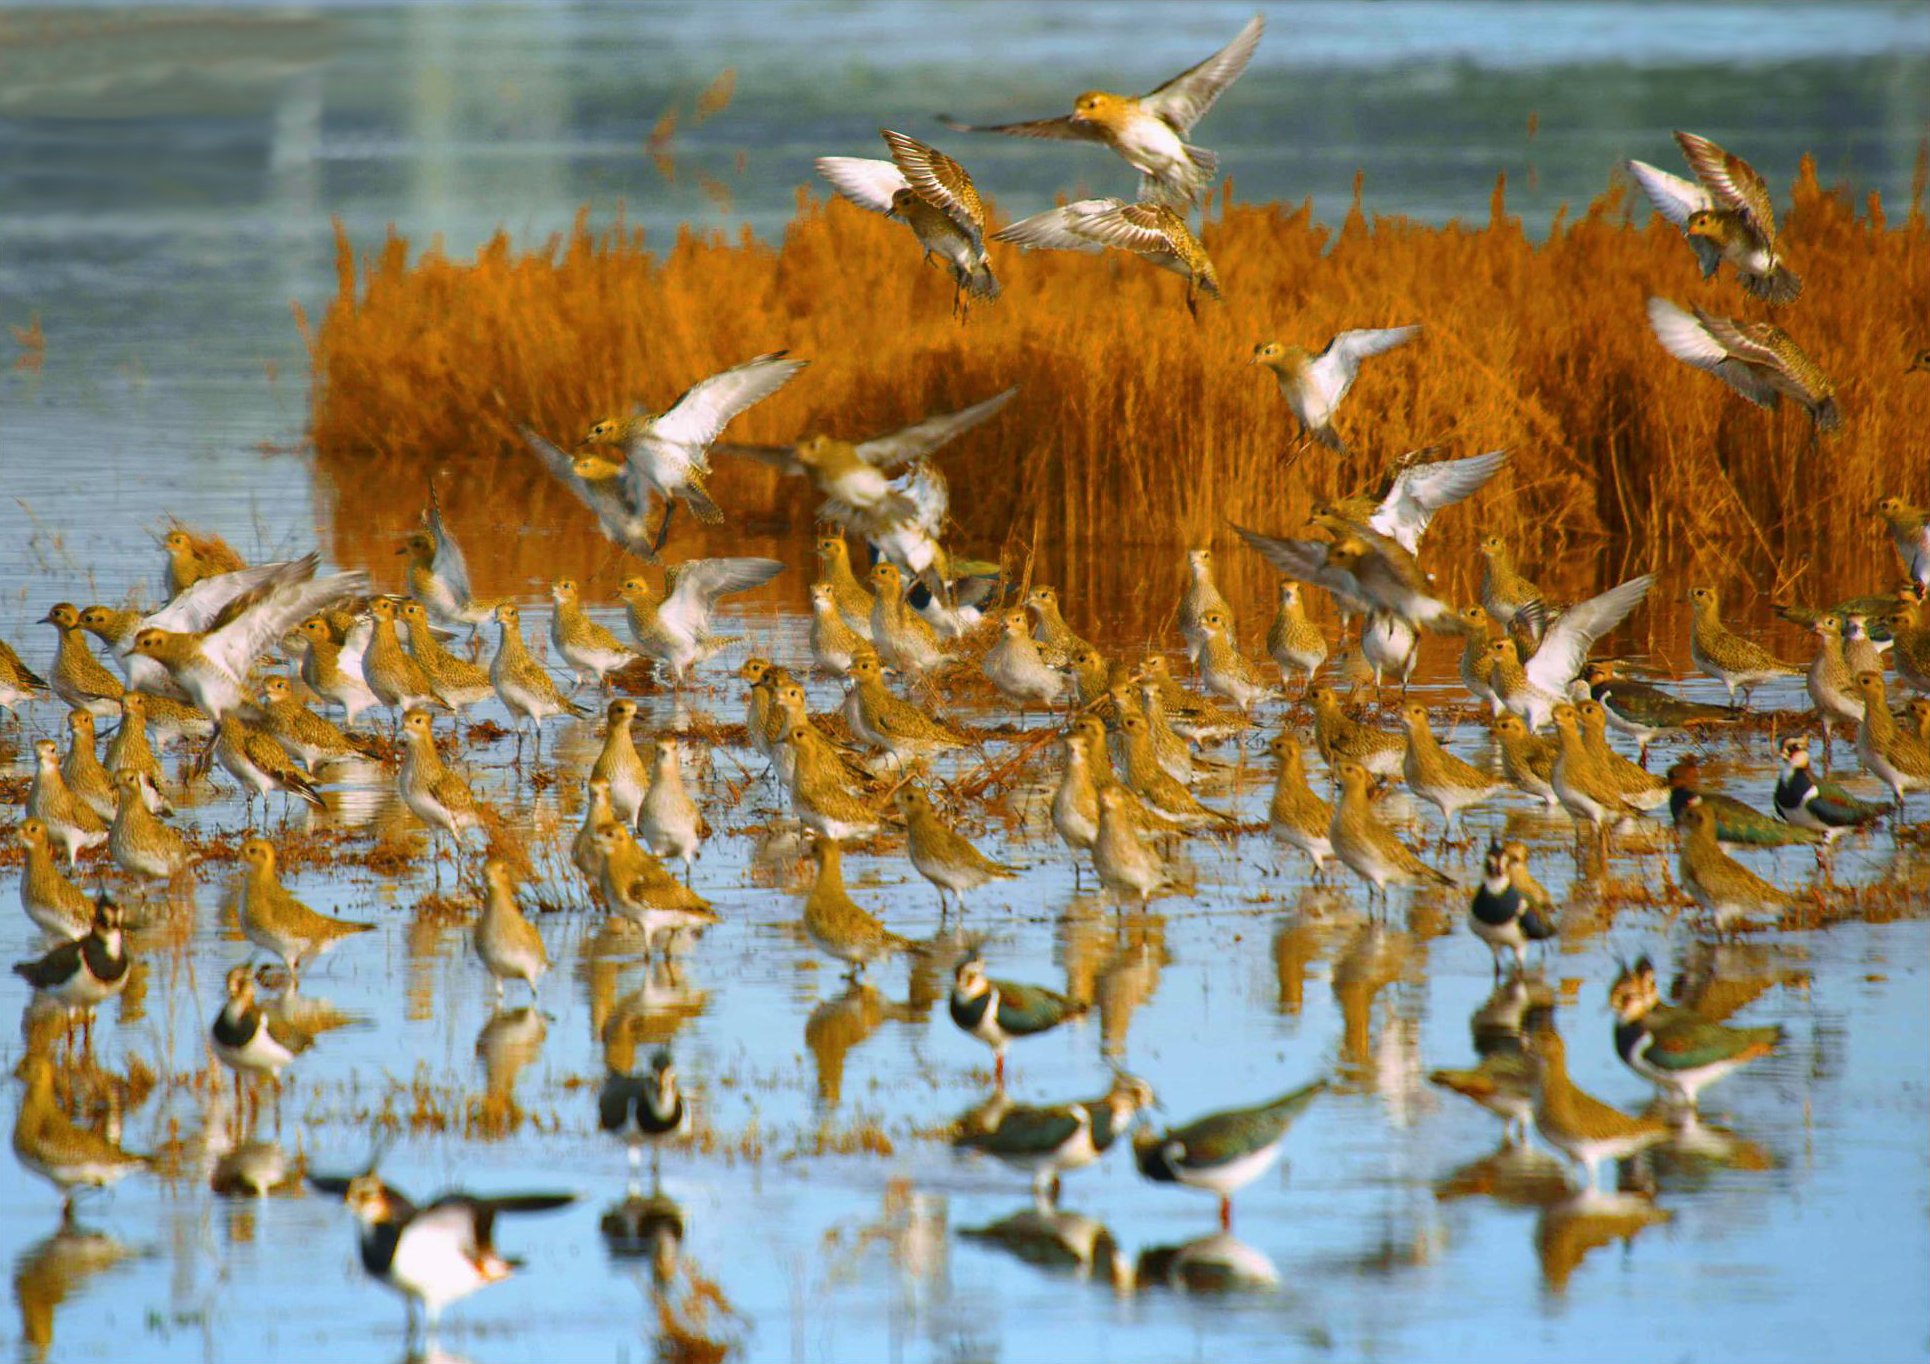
1250,326,1422,453
1627,131,1800,303
994,198,1220,314
1647,297,1840,434
939,14,1264,209
818,129,997,310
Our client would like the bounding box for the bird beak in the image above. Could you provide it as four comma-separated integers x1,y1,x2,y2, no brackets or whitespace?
37,610,57,624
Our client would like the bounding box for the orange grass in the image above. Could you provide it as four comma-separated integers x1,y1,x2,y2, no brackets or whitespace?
309,159,1930,639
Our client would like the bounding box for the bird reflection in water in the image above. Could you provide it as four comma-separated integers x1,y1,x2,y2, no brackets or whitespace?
805,977,925,1111
1535,1193,1672,1294
1135,1232,1279,1293
472,1005,548,1138
12,1206,134,1363
958,1204,1129,1292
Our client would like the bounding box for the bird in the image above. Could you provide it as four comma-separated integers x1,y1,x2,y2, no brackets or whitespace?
1484,573,1656,729
1469,841,1556,977
1608,956,1781,1112
1852,670,1930,808
90,556,318,699
1112,710,1230,827
982,608,1067,711
1492,712,1559,808
994,198,1220,315
127,564,369,719
1476,533,1546,639
17,819,94,939
294,614,380,723
60,709,117,823
1178,546,1235,664
1250,325,1422,453
257,674,371,771
1330,759,1454,902
1627,131,1801,302
473,858,548,1000
107,769,192,882
0,630,48,715
1265,581,1327,692
1686,585,1803,708
160,523,246,597
809,583,867,678
579,350,809,549
26,738,107,866
898,784,1017,914
1524,1019,1668,1196
1677,798,1798,933
1195,609,1271,712
1665,756,1821,851
210,963,315,1111
843,654,968,766
954,1072,1156,1205
869,561,947,678
639,735,706,881
1773,735,1890,846
356,595,451,721
398,484,490,630
12,895,130,1020
233,838,373,979
618,557,785,687
593,822,719,953
12,1057,147,1213
548,579,638,692
1265,732,1334,875
949,955,1087,1087
210,712,328,813
40,603,125,717
590,698,650,828
1581,661,1735,766
1549,703,1644,832
1309,685,1405,778
817,129,997,311
1092,785,1175,909
308,1170,573,1345
1802,617,1864,756
1131,1078,1326,1231
1874,496,1930,590
396,600,494,712
800,837,912,976
809,533,878,638
1400,701,1505,842
1647,297,1840,434
521,426,661,561
599,1045,689,1182
1575,699,1670,811
787,723,889,842
938,13,1264,208
1320,447,1511,557
490,602,590,750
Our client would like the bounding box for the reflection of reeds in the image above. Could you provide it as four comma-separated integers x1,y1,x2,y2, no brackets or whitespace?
311,160,1930,637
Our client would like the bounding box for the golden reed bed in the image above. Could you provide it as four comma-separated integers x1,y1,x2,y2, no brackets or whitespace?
308,159,1930,645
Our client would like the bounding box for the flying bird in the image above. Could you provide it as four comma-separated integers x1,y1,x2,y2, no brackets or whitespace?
1250,326,1422,453
1627,131,1800,303
1647,297,1840,434
994,199,1220,315
939,13,1265,208
817,129,998,312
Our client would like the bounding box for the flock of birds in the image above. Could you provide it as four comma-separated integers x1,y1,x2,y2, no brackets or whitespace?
5,12,1926,1349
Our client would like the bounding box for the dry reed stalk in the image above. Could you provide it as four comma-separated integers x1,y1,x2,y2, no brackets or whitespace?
310,161,1930,647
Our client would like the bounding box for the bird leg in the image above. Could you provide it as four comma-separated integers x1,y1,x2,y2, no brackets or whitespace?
1219,1197,1233,1232
652,503,679,555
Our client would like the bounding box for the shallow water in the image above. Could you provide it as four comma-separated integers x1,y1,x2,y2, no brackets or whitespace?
3,5,1930,1363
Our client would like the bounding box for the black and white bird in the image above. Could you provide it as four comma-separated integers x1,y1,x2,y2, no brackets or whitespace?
309,1169,574,1344
598,1047,689,1184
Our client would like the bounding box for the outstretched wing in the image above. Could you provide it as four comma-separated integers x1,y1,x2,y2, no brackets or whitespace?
142,555,317,637
817,156,909,216
651,352,809,452
522,427,604,514
662,556,786,633
936,112,1103,144
1674,131,1777,242
856,387,1017,468
990,198,1124,253
426,484,474,608
1322,325,1422,377
1139,13,1265,133
202,570,371,683
1232,526,1366,605
1524,573,1655,695
1070,201,1181,256
1626,158,1710,229
880,130,985,238
1369,449,1507,554
1646,298,1780,407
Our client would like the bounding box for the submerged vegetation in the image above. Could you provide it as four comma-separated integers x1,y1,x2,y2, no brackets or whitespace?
310,160,1930,622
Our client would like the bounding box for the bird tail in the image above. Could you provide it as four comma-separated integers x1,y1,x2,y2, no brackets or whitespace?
1521,906,1557,943
961,255,1000,301
1745,263,1803,305
1427,1068,1495,1100
285,768,328,811
1312,423,1347,454
678,478,726,525
1810,396,1843,435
